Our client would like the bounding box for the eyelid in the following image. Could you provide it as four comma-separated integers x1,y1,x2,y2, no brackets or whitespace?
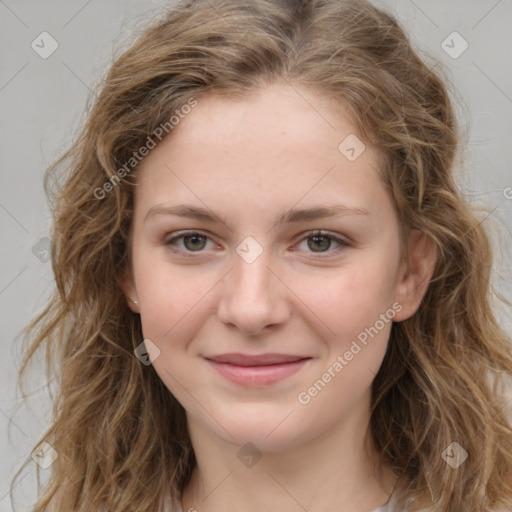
163,229,350,258
163,230,219,252
291,229,350,257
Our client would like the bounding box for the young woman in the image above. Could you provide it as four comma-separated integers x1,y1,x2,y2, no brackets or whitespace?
14,0,512,511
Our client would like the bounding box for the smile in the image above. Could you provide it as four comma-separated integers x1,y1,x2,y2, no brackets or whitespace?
204,353,312,387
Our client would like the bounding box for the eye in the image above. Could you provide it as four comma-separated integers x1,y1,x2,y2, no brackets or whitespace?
164,230,349,258
164,231,216,255
294,230,349,257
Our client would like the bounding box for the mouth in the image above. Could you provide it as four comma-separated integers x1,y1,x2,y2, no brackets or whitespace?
204,353,312,386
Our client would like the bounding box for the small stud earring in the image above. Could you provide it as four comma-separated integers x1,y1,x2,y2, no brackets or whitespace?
132,299,138,304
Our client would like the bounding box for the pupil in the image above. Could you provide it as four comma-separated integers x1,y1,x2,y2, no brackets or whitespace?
182,235,331,253
309,236,329,252
185,235,205,251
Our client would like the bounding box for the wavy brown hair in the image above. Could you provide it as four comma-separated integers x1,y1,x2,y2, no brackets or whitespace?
12,0,512,511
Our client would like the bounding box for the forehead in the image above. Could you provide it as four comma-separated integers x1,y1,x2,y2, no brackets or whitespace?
134,83,388,220
162,83,362,162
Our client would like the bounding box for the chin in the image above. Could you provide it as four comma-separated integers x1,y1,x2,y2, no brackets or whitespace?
206,409,313,454
228,429,302,454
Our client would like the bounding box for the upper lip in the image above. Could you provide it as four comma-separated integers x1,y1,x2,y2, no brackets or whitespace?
205,353,311,366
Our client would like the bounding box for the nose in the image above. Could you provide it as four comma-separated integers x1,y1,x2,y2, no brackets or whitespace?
216,248,291,336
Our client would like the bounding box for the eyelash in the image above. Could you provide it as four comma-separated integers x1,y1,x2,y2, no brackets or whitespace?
163,230,350,259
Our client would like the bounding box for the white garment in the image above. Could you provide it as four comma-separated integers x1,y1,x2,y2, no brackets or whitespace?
173,498,512,511
174,499,398,511
177,508,390,512
175,506,390,512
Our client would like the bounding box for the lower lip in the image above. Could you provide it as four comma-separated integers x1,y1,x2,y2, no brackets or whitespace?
206,359,311,386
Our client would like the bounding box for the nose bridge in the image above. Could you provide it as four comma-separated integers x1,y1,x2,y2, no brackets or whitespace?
217,239,290,334
232,248,273,297
230,234,276,295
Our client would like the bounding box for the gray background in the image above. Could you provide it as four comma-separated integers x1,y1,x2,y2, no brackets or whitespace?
1,1,511,510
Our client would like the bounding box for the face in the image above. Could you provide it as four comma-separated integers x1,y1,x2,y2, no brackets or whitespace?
122,82,430,453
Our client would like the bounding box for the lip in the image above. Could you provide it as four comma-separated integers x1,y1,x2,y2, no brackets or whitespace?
204,353,312,387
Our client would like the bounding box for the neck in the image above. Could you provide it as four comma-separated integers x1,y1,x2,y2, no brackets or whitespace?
180,391,396,512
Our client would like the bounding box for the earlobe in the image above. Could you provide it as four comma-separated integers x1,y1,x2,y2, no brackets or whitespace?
118,265,140,314
393,229,437,322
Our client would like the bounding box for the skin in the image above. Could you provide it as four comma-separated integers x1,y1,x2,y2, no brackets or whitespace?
121,82,437,512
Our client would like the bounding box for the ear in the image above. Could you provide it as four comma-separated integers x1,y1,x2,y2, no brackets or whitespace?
393,229,437,322
118,264,140,314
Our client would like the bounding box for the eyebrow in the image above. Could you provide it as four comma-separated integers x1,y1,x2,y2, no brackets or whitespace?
144,203,369,226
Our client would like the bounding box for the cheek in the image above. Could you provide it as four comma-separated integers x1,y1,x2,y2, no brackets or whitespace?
139,286,208,354
133,257,212,406
292,263,395,424
292,256,397,341
133,246,214,336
